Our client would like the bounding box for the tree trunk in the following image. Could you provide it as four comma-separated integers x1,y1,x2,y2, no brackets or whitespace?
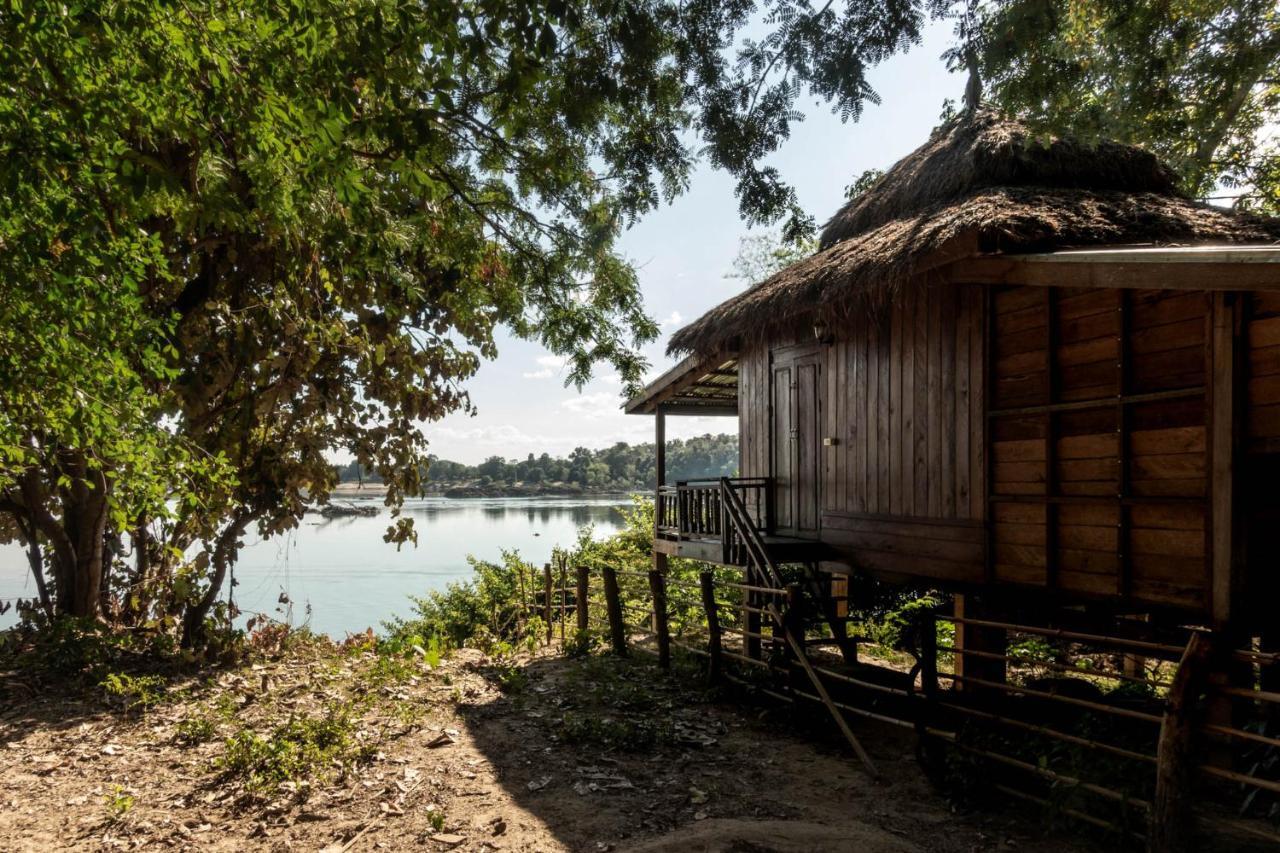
181,513,251,647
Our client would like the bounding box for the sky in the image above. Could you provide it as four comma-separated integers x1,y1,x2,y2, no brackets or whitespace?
428,19,966,464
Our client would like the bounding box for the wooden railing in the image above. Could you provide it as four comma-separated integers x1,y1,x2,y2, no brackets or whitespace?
655,477,771,544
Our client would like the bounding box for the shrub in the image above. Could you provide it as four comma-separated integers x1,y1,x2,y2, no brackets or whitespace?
100,672,168,712
385,551,542,650
176,713,217,745
219,703,374,794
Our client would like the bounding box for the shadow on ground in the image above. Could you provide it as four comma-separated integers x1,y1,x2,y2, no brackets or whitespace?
454,648,1097,852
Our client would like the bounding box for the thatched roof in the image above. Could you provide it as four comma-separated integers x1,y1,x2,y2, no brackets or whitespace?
669,111,1280,356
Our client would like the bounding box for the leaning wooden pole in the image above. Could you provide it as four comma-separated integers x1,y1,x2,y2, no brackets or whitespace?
765,596,879,779
602,566,627,657
1150,631,1214,853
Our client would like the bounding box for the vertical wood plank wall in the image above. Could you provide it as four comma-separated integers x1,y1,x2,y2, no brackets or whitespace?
736,279,1239,618
738,278,988,583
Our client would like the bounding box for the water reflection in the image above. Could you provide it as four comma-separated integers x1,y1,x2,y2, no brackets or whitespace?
0,496,631,638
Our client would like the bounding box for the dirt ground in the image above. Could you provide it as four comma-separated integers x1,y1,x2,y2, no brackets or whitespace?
0,640,1101,852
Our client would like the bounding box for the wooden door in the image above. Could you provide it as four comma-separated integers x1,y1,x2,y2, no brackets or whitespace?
771,349,823,535
795,357,822,533
771,363,794,531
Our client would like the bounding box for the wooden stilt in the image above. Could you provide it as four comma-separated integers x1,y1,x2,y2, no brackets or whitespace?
700,571,722,683
1150,631,1214,853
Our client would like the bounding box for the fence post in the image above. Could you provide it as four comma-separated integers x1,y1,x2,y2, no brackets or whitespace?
745,566,761,660
921,608,938,700
700,571,722,683
1150,631,1214,853
575,564,589,633
542,562,553,645
558,557,567,642
649,569,670,669
602,566,627,657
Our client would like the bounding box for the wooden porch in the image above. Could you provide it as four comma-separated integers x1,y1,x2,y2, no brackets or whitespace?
654,477,834,566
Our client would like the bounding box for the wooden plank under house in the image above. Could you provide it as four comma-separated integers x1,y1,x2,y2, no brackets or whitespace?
622,111,1280,849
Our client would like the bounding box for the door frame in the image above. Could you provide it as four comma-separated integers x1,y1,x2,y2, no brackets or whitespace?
770,343,824,536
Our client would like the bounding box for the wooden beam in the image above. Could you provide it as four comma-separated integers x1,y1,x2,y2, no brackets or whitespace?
655,405,667,488
952,257,1280,292
1210,293,1242,628
624,351,738,414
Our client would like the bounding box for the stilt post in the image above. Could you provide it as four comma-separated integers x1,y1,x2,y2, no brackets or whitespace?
700,571,722,683
1150,631,1214,853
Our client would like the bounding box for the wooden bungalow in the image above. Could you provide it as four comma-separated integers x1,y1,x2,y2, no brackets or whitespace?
626,111,1280,638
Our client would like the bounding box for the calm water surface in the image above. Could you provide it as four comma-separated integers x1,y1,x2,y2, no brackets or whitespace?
0,496,630,637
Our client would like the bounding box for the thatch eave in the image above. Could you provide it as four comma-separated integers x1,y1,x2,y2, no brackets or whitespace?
668,187,1280,357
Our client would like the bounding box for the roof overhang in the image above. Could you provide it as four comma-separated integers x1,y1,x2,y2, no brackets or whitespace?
947,244,1280,290
624,351,738,416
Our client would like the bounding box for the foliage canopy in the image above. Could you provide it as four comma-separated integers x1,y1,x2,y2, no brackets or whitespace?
976,0,1280,210
0,0,942,639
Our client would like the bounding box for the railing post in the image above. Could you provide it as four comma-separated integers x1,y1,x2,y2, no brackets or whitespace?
575,564,589,633
543,562,553,645
602,566,627,657
700,571,722,684
649,568,670,669
1150,631,1214,853
719,480,730,565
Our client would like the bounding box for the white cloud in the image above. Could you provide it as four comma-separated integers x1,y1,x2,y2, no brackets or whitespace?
521,354,568,380
660,310,683,327
561,392,623,419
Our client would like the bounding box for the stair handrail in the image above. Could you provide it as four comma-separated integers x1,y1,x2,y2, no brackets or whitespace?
718,476,879,778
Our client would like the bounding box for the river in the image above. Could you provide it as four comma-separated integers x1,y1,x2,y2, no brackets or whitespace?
0,496,632,638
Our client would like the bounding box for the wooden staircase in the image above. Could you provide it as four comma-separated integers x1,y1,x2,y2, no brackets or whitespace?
718,478,880,777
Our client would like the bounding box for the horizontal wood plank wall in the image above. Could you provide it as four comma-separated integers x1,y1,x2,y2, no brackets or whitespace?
818,279,986,584
988,285,1210,613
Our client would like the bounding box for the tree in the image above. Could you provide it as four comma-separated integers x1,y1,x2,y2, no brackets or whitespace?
975,0,1280,210
726,230,818,285
0,0,942,643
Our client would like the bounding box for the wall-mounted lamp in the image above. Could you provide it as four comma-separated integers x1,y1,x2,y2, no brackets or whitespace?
813,320,834,345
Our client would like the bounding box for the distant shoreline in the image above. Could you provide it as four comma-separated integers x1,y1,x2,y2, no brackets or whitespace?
330,482,642,500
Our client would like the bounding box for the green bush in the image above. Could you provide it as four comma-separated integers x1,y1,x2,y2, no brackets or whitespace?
385,551,542,650
100,671,168,712
219,703,374,794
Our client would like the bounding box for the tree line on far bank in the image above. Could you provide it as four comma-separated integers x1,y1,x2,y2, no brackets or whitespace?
335,433,739,492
